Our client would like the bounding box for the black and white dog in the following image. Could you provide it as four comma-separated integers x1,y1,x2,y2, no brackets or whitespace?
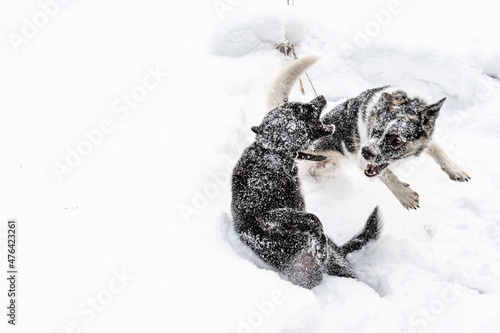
268,57,470,209
232,57,382,289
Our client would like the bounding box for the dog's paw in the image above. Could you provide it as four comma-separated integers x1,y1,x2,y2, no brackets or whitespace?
394,183,420,210
442,164,471,182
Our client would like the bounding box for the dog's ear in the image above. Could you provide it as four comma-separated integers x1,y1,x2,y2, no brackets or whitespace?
421,97,446,125
382,92,405,104
381,92,406,112
380,92,393,104
380,92,396,112
251,126,262,135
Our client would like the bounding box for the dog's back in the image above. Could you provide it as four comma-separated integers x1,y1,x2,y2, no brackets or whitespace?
231,143,304,233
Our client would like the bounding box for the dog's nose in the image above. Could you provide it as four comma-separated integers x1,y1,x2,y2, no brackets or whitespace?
361,147,376,161
311,95,327,111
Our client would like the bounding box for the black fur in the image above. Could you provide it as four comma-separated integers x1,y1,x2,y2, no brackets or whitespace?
231,95,382,288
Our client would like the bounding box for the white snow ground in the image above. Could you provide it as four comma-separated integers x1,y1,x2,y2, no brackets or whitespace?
1,0,500,332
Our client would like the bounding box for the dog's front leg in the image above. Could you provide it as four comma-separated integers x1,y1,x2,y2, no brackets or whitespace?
426,141,470,182
380,168,420,210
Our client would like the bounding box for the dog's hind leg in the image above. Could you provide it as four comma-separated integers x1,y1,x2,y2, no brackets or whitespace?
426,141,470,182
283,250,325,289
380,168,420,210
240,210,328,289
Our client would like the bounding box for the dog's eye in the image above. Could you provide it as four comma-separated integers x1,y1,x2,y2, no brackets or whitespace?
389,135,403,146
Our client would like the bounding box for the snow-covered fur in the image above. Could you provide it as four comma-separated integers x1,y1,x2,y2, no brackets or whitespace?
310,86,470,209
231,93,382,289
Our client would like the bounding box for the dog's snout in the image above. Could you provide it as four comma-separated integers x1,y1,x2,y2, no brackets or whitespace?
311,95,327,111
361,146,376,161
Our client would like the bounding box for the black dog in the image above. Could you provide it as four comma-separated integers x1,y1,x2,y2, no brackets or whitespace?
231,69,382,288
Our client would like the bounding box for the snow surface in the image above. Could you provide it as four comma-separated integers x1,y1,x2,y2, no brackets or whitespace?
1,0,500,332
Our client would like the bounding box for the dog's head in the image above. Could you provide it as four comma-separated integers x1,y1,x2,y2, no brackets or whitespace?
252,95,334,153
361,91,446,177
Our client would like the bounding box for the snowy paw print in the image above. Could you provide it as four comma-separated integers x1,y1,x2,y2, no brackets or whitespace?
393,182,420,210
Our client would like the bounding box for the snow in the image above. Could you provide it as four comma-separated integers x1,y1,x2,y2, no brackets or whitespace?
1,0,499,332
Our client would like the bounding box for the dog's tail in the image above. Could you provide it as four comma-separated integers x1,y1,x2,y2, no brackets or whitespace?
340,206,382,256
266,55,320,109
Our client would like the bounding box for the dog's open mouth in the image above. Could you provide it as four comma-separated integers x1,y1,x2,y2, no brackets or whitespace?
313,124,335,139
323,124,335,132
364,163,388,177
